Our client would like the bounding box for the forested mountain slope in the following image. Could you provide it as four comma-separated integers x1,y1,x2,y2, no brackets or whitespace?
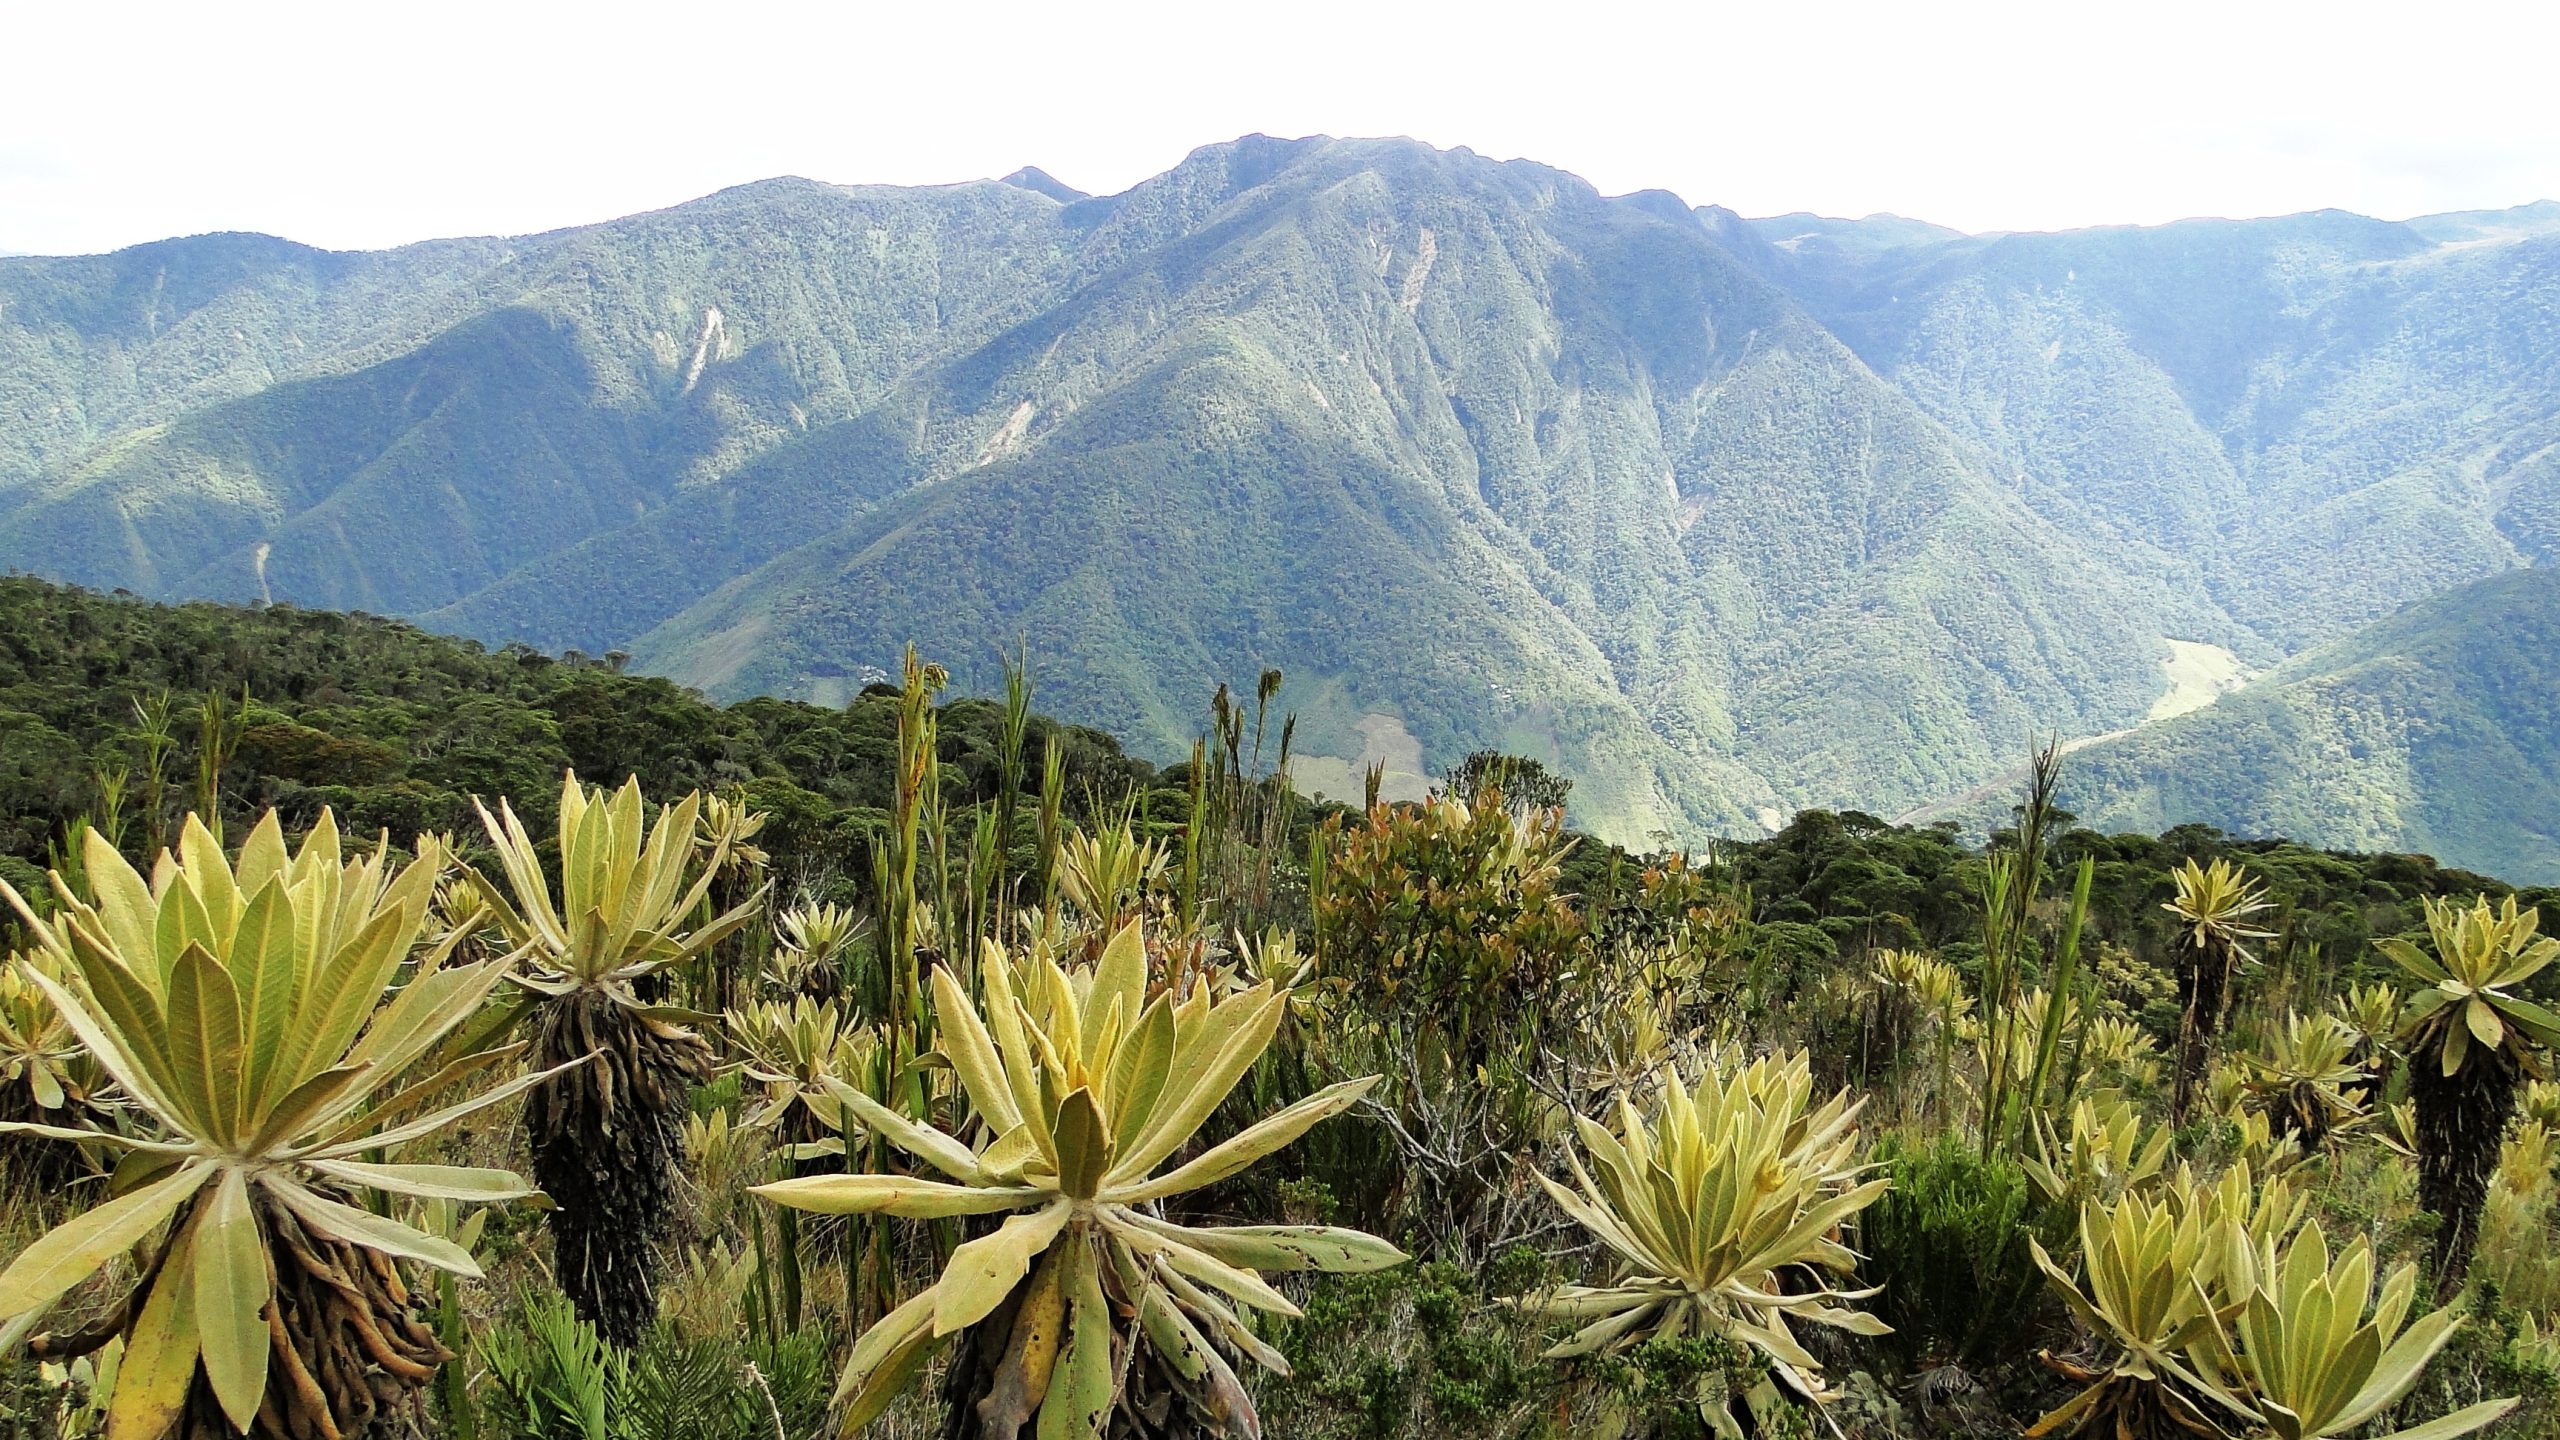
2052,566,2560,882
1739,202,2560,650
3,137,2554,846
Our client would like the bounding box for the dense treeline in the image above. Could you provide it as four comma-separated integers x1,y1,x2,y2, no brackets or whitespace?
3,577,2535,977
0,576,1160,892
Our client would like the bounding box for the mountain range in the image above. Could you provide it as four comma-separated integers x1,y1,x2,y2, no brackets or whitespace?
3,135,2555,867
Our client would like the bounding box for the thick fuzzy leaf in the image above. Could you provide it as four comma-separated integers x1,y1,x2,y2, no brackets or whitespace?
38,944,184,1123
1113,1076,1376,1202
980,1245,1069,1437
79,827,162,990
1113,989,1284,1183
832,1080,987,1182
106,1228,200,1440
2373,1398,2523,1440
273,1184,481,1275
307,1159,536,1202
1131,1217,1408,1275
164,943,241,1143
1101,1210,1299,1317
1150,1258,1290,1374
192,1171,271,1430
0,1119,170,1150
1104,1000,1176,1155
1054,1088,1111,1199
1137,1281,1261,1438
1038,1235,1115,1440
309,1054,585,1158
754,1173,1048,1218
835,1287,945,1426
933,965,1026,1136
935,1201,1073,1337
244,1063,376,1157
1090,923,1149,1044
0,1160,209,1318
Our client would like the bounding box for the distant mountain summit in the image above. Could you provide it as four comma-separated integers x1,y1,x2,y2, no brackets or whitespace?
3,136,2556,856
999,166,1089,203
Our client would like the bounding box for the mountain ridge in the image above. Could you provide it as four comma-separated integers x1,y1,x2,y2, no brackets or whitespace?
4,135,2555,850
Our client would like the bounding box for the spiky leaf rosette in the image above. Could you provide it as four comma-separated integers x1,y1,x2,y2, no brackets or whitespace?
2028,1182,2258,1439
2377,893,2560,1288
729,996,878,1155
1519,1050,1890,1427
0,945,105,1187
2025,1098,2172,1209
0,814,557,1440
2242,1012,2370,1151
2163,859,2275,1125
753,923,1405,1440
2204,1224,2515,1440
468,772,766,1346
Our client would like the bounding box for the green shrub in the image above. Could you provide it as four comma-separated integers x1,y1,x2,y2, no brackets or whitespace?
1859,1133,2062,1376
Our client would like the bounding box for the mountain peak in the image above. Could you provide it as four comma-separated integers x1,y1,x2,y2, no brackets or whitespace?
999,166,1087,203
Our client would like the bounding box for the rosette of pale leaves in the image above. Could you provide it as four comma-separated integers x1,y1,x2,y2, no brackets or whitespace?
0,814,558,1439
727,996,878,1147
2029,1164,2320,1440
469,772,768,1344
2205,1225,2514,1440
2380,894,2560,1079
772,901,869,994
2242,1012,2369,1148
468,773,767,999
2330,984,2404,1064
2165,858,2277,1124
1522,1050,1890,1414
0,945,90,1117
754,923,1404,1439
2028,1186,2256,1438
2380,894,2560,1286
1054,823,1170,933
2164,859,2277,956
2025,1098,2171,1208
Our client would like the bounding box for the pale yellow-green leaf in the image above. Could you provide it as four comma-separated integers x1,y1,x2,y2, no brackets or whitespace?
836,1288,945,1430
1113,988,1284,1182
1055,1088,1111,1200
0,1160,209,1318
832,1082,986,1182
308,1055,583,1159
1104,998,1176,1155
932,966,1025,1135
164,943,240,1144
1113,1075,1376,1202
754,1173,1048,1219
1090,922,1148,1044
79,828,161,991
2369,1398,2522,1440
1102,1210,1299,1317
934,1200,1073,1337
232,879,300,1119
105,1223,199,1440
20,960,185,1134
192,1170,271,1429
274,1185,481,1275
1132,1218,1408,1275
1038,1233,1115,1440
307,1160,535,1202
980,1244,1068,1436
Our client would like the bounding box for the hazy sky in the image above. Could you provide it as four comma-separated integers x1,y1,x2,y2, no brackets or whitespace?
9,0,2559,256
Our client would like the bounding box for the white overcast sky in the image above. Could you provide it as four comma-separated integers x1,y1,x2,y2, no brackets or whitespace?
7,0,2559,256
